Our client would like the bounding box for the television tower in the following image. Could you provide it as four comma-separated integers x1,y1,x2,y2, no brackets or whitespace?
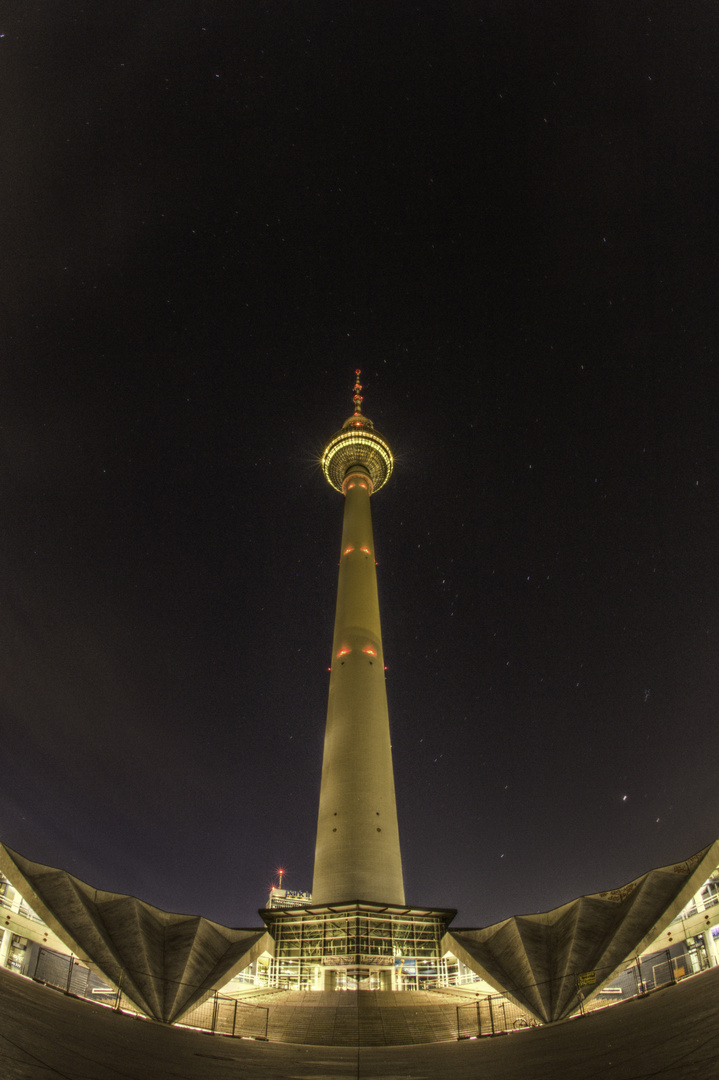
312,372,405,906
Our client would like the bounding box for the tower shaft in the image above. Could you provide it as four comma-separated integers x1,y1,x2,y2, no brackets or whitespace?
312,468,405,905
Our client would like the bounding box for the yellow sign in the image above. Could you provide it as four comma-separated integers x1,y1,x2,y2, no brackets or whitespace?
578,971,596,987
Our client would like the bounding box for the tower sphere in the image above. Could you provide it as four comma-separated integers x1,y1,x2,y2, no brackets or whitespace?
321,371,394,494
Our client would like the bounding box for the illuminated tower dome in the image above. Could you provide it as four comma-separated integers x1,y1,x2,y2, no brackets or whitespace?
312,372,405,906
321,376,394,496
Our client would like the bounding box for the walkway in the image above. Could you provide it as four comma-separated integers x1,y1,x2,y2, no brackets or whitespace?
1,964,719,1078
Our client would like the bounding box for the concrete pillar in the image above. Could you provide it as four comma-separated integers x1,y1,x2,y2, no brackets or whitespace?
0,886,23,968
312,462,404,906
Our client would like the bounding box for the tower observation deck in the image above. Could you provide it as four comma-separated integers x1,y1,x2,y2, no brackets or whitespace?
313,372,404,906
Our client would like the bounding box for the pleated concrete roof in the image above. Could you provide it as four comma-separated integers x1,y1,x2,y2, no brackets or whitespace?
445,839,719,1023
0,844,270,1024
4,839,717,1026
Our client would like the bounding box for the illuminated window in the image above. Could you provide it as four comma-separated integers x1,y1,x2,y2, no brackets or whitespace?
321,429,394,493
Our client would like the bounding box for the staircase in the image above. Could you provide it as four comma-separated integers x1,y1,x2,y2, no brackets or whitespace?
263,989,461,1046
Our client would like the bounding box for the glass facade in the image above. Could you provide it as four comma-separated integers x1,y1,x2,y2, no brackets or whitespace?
261,901,455,991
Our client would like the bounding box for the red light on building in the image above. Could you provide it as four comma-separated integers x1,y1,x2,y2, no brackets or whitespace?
337,647,351,658
361,546,371,554
363,645,377,657
343,546,354,555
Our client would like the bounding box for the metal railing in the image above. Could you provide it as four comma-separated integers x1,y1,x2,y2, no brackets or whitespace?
0,892,46,925
579,945,707,1016
454,942,713,1038
457,996,537,1038
23,937,715,1044
179,994,269,1039
30,948,269,1039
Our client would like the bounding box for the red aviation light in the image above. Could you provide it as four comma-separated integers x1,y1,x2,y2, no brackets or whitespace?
360,546,371,554
363,645,377,657
343,546,354,555
337,647,351,658
359,482,367,489
347,482,356,489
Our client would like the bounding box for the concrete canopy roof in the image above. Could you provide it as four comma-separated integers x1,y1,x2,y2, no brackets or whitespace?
0,844,270,1024
444,839,719,1024
3,840,717,1027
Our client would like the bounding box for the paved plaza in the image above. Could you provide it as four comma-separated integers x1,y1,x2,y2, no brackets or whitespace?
1,963,719,1078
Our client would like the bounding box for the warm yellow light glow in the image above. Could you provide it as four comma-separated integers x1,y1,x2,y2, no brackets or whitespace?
321,427,394,493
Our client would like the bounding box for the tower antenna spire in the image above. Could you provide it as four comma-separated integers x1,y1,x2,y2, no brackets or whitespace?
352,369,363,415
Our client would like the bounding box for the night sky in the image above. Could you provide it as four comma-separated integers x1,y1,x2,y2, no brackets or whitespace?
2,2,718,931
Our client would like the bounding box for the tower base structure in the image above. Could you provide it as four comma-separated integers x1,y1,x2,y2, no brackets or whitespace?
260,901,456,992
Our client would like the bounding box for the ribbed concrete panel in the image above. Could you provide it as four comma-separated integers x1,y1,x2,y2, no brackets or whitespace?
162,914,207,1020
92,894,167,1020
445,841,719,1024
452,916,535,1011
0,844,270,1024
1,862,158,1014
163,914,264,1021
